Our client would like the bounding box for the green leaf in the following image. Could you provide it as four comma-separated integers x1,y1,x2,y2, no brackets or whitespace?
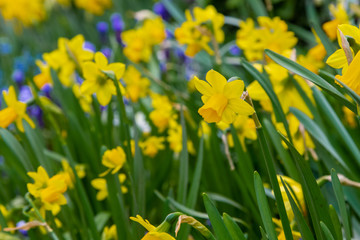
161,0,185,22
254,172,277,240
280,177,315,240
320,222,335,240
279,134,335,240
223,213,247,240
264,49,356,112
177,107,189,204
331,169,352,240
245,0,267,17
329,205,343,240
203,193,233,240
206,193,246,213
290,107,350,173
95,212,111,232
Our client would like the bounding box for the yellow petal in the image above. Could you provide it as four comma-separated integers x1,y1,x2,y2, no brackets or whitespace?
228,98,254,115
205,70,227,93
326,49,350,69
223,80,244,99
194,76,214,96
95,52,108,68
96,87,112,106
338,24,360,45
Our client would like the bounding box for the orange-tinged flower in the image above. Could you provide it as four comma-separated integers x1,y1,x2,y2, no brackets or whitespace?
194,70,254,124
0,86,35,132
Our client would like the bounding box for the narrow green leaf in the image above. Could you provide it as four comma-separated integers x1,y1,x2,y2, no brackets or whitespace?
279,134,335,240
245,0,268,17
254,172,277,240
280,177,315,240
320,222,335,240
264,49,355,112
223,213,247,240
178,107,189,204
331,169,352,240
206,193,246,212
161,0,185,22
94,212,111,232
329,205,343,240
133,126,145,215
203,193,233,240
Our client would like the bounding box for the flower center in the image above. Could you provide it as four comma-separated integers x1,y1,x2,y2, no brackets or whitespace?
198,94,228,123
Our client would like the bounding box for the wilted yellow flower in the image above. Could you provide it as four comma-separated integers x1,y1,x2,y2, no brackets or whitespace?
0,86,35,132
194,70,254,124
123,65,150,102
139,136,165,158
122,17,166,63
102,224,117,240
236,17,297,62
80,52,125,106
175,5,224,57
73,84,92,113
0,0,46,27
43,35,93,86
149,93,175,132
100,146,126,176
91,174,127,201
74,0,111,15
27,166,67,215
323,3,349,40
130,215,176,240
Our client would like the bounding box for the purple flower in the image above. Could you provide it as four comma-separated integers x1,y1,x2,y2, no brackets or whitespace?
96,21,109,35
110,13,124,32
41,83,52,98
153,2,170,20
83,41,96,52
12,69,25,84
19,85,33,102
229,45,241,56
16,220,28,236
101,47,112,59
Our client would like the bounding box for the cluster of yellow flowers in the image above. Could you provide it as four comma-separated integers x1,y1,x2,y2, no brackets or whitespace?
122,17,166,63
0,0,46,27
71,0,112,15
123,66,150,103
175,5,224,57
236,17,297,61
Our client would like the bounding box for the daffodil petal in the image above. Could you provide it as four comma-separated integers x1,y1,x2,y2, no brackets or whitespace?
206,69,227,93
194,77,214,96
223,80,244,99
228,98,254,115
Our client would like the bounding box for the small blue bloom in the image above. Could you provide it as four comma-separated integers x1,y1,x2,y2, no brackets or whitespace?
19,85,33,102
229,45,242,56
101,47,112,59
16,220,28,236
41,83,52,98
96,21,109,35
153,2,170,20
12,69,25,84
83,41,96,52
110,13,124,32
0,42,12,55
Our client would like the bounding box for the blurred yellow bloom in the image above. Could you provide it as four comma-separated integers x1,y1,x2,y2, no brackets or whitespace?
123,65,150,102
34,60,52,89
236,17,297,61
273,218,302,240
27,166,67,215
149,93,175,132
102,224,117,240
139,136,165,158
130,215,175,240
194,70,254,124
43,34,93,86
175,5,224,57
343,106,357,128
167,120,195,154
122,17,166,63
80,52,125,106
0,0,46,27
100,146,126,176
0,86,35,132
323,3,349,40
91,174,127,201
198,120,211,137
297,43,326,74
227,115,257,150
59,160,86,189
73,84,92,113
74,0,111,15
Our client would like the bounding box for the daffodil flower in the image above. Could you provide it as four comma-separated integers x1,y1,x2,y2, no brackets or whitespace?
194,70,254,124
80,52,125,106
100,146,126,176
0,86,35,132
130,215,175,240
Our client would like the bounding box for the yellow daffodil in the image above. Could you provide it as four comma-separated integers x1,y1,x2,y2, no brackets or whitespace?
236,17,297,62
175,5,224,57
130,215,175,240
123,65,150,102
102,224,117,240
323,3,349,40
0,0,46,27
227,115,257,150
91,174,127,201
59,160,86,189
139,136,165,158
194,69,254,124
277,175,305,221
73,84,92,113
122,17,166,63
80,52,125,106
273,218,302,240
100,146,126,176
73,0,111,15
34,60,52,89
149,93,175,132
43,35,93,87
0,86,35,132
336,51,360,95
27,166,68,215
